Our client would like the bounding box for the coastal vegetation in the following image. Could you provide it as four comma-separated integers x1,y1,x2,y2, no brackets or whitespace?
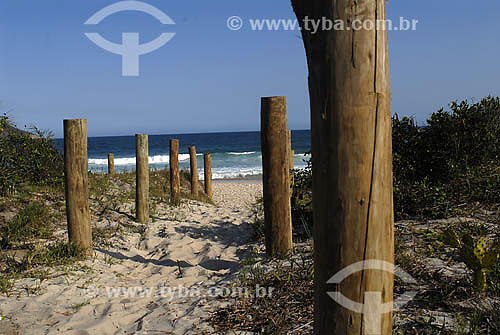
220,96,500,334
393,96,500,219
0,114,64,196
287,96,500,232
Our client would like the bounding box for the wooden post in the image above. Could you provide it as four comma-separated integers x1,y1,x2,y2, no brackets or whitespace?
204,153,213,200
261,96,292,257
64,119,91,251
292,1,394,334
136,134,149,223
170,139,180,204
189,146,199,198
108,154,115,174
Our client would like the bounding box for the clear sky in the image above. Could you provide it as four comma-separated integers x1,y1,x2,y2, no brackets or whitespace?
1,1,499,137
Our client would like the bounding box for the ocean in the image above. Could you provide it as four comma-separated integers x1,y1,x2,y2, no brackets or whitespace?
54,130,311,179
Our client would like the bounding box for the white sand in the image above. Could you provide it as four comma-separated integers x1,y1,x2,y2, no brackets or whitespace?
0,181,262,335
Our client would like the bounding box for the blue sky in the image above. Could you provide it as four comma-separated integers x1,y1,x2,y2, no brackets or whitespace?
1,1,499,137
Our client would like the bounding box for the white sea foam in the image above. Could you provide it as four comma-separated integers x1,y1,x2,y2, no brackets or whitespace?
203,167,262,180
227,151,256,155
89,154,190,166
198,163,308,180
88,151,308,179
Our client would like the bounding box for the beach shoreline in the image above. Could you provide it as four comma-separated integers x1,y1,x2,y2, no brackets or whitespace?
213,174,262,183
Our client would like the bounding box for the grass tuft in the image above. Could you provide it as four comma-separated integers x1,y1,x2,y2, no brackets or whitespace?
0,202,54,249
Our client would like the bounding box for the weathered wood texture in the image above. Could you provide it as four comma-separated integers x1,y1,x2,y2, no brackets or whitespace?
204,153,213,200
63,119,91,250
261,96,293,257
189,146,199,198
291,1,394,334
135,134,149,223
108,153,115,175
170,139,180,204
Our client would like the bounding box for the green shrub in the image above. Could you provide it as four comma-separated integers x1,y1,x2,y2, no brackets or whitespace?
291,156,313,240
292,96,500,225
0,114,64,196
393,96,500,219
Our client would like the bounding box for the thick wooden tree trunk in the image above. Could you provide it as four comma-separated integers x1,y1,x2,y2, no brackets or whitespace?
64,119,91,251
170,139,180,204
261,96,293,257
136,134,149,223
291,1,394,334
189,146,199,198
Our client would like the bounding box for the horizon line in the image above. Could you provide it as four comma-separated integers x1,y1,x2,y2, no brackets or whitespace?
54,128,311,140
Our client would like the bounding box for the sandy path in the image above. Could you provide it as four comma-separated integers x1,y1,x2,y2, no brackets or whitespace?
0,181,262,335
